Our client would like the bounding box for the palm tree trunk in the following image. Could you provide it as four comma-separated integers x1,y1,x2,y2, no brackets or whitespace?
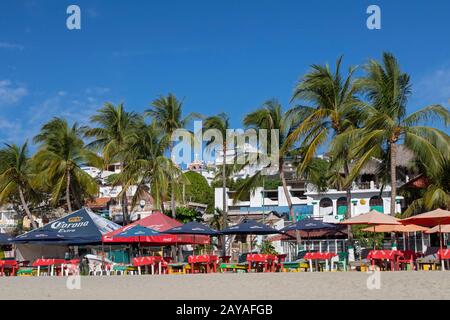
170,188,176,218
169,145,176,219
222,143,228,256
18,186,37,229
66,171,73,213
121,192,129,225
168,144,178,260
343,162,353,240
121,161,129,225
390,142,397,216
73,186,83,210
280,160,300,246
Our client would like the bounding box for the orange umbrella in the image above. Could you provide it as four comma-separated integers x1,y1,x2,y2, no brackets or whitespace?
361,224,429,233
362,224,429,251
340,210,401,249
425,224,450,234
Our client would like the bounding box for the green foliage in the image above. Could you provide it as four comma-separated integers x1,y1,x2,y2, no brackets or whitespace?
194,244,213,255
164,207,201,223
84,102,143,165
260,240,278,255
183,171,214,213
33,117,100,211
351,225,384,249
347,52,450,215
208,208,229,231
110,122,184,211
289,56,361,178
400,157,450,217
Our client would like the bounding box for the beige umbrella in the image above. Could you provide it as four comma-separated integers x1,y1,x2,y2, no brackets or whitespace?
362,224,429,233
341,210,401,226
425,224,450,234
340,210,401,249
362,224,429,251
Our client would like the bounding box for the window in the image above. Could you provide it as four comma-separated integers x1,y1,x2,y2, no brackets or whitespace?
319,198,333,217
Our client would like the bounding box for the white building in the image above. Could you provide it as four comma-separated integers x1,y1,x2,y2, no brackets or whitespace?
184,154,216,185
0,205,17,234
215,181,403,223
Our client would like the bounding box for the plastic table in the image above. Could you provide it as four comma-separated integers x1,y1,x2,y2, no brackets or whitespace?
246,254,277,273
367,250,404,271
304,252,337,272
32,259,67,276
0,260,18,276
133,256,164,275
188,255,218,273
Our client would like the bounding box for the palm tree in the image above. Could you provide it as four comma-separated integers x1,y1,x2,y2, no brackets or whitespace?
241,100,304,223
84,102,141,224
353,52,450,216
145,94,195,219
401,156,450,217
110,122,186,212
203,113,232,226
203,113,236,255
288,57,362,229
0,142,38,229
33,117,101,212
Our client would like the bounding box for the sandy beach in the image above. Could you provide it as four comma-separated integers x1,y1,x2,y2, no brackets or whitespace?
0,272,449,300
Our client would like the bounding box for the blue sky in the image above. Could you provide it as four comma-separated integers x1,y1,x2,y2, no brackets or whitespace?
0,0,449,148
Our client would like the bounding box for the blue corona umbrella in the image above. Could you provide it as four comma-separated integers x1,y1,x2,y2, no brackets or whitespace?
221,219,281,235
280,218,336,251
165,222,220,256
0,233,12,245
280,218,336,233
11,208,121,245
165,221,221,236
221,219,281,252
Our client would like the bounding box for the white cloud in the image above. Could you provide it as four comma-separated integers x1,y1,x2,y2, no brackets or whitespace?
28,87,112,127
0,80,28,105
0,117,24,143
0,86,114,145
0,117,19,130
85,87,110,95
0,42,24,50
415,65,450,107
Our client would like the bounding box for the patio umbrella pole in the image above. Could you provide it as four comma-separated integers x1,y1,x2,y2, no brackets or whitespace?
138,236,142,256
439,224,445,271
373,225,376,250
307,232,310,252
403,232,407,251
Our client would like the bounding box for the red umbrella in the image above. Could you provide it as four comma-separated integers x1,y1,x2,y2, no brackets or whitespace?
401,208,450,227
401,208,450,270
102,212,209,245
